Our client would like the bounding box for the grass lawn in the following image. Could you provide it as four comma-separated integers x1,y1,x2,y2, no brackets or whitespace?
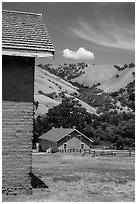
3,152,135,202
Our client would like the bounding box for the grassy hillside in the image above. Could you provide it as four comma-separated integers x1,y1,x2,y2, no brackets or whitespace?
37,63,135,114
34,66,97,116
34,63,135,149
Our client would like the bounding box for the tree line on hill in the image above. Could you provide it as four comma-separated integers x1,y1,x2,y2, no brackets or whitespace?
38,62,135,83
33,97,135,150
77,80,135,114
37,62,88,81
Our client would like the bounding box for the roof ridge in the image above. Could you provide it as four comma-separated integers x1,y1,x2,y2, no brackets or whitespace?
52,128,73,129
2,9,42,16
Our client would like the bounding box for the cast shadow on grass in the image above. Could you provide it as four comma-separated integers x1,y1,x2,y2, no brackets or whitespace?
29,172,49,189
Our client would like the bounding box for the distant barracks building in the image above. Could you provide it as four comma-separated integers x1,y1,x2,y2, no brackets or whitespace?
39,127,93,152
2,10,55,194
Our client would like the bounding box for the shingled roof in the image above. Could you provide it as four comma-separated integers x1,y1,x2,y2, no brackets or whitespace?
2,10,55,57
39,128,93,143
39,128,73,142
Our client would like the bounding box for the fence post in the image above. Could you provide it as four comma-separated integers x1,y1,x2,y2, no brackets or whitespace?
129,150,131,157
92,150,95,157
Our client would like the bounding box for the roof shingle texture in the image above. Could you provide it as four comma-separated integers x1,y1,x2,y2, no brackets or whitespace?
2,10,55,52
39,128,74,142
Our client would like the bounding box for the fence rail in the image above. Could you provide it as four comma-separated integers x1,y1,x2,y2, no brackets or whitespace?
58,148,134,157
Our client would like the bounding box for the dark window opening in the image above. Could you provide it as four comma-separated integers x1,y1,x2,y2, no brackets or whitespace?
64,143,67,149
81,143,85,149
67,135,71,140
78,135,82,140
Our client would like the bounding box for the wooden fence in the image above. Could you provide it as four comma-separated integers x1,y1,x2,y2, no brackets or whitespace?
58,148,135,157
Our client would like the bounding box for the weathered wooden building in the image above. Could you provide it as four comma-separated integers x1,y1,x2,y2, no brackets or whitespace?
39,127,93,152
2,10,55,194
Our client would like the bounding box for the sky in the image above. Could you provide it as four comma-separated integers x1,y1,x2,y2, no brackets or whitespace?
2,2,135,66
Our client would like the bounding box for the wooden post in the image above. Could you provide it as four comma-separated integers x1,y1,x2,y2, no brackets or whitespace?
129,149,131,157
92,150,95,157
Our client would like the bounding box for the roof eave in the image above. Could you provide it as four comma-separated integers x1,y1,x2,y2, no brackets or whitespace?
2,48,55,58
2,9,42,16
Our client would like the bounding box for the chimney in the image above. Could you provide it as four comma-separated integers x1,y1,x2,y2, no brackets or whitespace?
52,126,55,129
60,126,63,129
73,126,76,129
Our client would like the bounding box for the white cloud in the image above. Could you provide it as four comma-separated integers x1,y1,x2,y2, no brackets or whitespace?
63,47,95,60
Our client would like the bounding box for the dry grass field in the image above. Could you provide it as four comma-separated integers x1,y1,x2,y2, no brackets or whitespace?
3,152,135,202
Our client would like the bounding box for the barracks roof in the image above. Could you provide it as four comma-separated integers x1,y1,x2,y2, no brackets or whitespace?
39,128,93,143
2,10,55,57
